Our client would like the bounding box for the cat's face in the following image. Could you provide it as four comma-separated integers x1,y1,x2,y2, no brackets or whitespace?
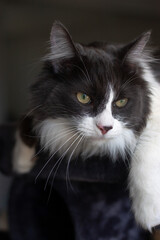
30,22,151,160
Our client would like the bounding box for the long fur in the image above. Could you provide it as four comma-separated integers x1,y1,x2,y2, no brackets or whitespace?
129,65,160,231
36,116,137,161
13,22,160,231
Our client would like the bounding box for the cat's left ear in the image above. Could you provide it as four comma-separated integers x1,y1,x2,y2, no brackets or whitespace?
48,21,77,70
122,31,151,64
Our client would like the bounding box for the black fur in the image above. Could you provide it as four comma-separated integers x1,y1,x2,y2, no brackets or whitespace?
30,24,151,136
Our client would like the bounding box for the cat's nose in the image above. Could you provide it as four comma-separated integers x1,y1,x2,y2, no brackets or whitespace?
96,124,113,135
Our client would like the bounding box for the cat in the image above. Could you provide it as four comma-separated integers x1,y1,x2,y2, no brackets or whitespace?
13,21,160,232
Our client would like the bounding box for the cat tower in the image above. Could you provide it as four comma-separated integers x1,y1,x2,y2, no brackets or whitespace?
0,124,154,239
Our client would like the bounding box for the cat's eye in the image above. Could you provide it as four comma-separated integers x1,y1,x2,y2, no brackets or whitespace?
115,98,128,108
76,92,91,104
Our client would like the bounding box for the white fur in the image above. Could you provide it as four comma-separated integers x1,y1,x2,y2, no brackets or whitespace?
37,89,137,162
36,65,160,230
96,89,114,127
36,118,84,159
37,117,136,161
78,115,136,160
13,131,36,173
129,65,160,231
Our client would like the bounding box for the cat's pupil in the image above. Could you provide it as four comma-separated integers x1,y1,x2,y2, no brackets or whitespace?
82,94,86,99
77,92,91,104
115,98,128,108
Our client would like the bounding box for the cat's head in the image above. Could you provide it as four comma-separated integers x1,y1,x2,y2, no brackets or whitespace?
30,22,153,160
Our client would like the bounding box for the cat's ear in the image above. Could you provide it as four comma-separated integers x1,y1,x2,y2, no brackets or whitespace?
48,21,77,70
123,31,151,64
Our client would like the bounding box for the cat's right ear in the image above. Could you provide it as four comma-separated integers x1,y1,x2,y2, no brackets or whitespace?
47,21,77,71
122,31,151,64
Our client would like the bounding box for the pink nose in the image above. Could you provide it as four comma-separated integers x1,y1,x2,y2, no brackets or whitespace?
97,124,113,135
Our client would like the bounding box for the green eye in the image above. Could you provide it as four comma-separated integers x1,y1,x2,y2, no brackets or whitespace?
77,92,91,104
115,98,128,108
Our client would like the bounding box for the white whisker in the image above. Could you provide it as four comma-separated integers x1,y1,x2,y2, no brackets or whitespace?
33,128,77,162
45,132,81,189
22,105,42,120
46,133,82,201
35,130,80,182
66,134,85,191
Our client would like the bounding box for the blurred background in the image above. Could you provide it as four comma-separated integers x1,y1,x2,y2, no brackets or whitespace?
0,0,160,236
0,0,160,122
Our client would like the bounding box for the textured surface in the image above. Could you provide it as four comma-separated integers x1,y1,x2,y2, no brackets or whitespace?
0,125,151,239
8,174,150,240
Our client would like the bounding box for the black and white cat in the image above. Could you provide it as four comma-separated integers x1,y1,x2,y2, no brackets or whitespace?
13,22,160,232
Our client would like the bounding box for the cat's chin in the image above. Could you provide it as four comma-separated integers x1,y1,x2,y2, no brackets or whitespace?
89,135,113,141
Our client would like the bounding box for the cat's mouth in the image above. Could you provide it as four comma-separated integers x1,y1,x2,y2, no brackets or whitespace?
87,130,118,141
89,135,111,141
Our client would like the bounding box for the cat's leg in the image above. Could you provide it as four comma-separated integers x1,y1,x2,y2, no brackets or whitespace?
13,116,36,173
152,225,160,240
129,125,160,231
13,131,36,173
0,211,8,231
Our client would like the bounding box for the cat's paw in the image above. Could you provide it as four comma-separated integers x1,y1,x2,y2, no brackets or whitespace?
131,196,160,231
13,131,36,173
152,225,160,240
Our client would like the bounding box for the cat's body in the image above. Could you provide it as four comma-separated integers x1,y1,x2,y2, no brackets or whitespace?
13,22,160,232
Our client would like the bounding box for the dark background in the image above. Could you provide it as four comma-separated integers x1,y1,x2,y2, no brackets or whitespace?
0,0,160,122
0,0,160,233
